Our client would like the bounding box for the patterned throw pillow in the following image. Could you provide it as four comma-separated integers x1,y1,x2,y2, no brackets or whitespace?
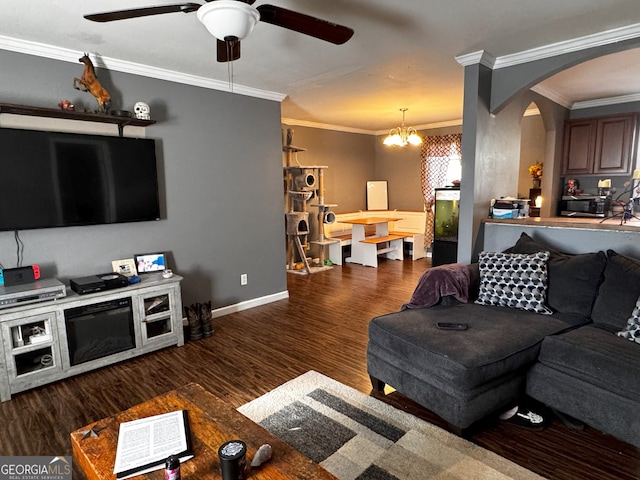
475,251,553,315
617,296,640,344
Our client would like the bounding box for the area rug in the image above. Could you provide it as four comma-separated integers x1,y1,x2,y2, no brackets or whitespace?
238,371,545,480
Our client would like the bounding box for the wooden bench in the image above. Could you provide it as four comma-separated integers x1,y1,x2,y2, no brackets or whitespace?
326,234,351,265
325,212,361,265
388,230,426,260
388,211,427,260
359,234,409,267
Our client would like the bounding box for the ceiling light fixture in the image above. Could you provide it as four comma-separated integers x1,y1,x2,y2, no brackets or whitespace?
383,108,423,147
197,1,260,42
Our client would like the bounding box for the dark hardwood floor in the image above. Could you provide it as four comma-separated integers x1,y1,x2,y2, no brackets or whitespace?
1,257,639,479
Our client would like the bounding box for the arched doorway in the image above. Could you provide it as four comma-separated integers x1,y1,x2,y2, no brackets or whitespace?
519,102,546,204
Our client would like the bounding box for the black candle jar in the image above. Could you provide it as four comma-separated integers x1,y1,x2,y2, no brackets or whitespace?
218,440,247,480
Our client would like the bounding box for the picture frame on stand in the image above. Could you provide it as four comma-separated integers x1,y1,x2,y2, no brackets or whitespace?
111,258,138,277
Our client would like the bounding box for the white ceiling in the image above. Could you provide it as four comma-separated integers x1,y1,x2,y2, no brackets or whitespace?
3,0,640,132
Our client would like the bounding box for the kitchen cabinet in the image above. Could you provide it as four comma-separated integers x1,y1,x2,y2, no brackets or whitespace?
562,114,637,176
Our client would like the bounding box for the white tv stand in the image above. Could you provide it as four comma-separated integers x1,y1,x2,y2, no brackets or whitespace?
0,274,183,402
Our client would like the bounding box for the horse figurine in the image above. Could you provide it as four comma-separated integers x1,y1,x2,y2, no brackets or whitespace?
73,53,111,114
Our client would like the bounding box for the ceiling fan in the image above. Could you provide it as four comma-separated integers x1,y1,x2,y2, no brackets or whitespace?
84,0,354,62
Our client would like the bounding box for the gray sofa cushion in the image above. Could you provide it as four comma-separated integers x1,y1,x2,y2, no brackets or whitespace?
536,325,640,399
591,250,640,330
367,345,526,429
368,303,587,391
526,363,640,448
503,232,606,317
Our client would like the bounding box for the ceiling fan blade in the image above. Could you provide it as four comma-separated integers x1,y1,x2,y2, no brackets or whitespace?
84,3,201,22
217,38,241,62
256,5,354,45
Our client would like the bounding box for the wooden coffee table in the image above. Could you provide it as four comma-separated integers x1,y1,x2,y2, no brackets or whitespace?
71,382,338,479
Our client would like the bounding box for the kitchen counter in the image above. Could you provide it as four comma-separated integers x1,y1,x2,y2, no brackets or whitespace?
484,215,640,232
482,216,640,257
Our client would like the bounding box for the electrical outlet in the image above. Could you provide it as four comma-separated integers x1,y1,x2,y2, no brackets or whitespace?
240,273,248,286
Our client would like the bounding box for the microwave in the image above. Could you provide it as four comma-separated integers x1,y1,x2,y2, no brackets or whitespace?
560,195,610,218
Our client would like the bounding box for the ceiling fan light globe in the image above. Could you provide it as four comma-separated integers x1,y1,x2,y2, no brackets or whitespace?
197,1,260,41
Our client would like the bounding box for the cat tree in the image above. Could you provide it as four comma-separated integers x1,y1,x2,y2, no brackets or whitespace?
283,128,337,274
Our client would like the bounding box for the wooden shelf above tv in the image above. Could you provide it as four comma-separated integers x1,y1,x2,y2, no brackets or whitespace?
0,102,156,135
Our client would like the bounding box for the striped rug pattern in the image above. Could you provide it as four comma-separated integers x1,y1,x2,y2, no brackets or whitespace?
238,371,545,480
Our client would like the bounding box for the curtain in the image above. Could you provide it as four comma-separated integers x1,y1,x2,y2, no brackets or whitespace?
420,134,462,247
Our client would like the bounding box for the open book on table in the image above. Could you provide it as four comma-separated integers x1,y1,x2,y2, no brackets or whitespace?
113,410,193,479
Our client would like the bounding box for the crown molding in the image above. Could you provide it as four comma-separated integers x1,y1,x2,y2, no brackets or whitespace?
494,23,640,69
573,92,640,110
456,23,640,71
530,83,640,110
456,25,640,113
455,50,496,68
373,118,462,136
281,118,373,135
530,84,573,109
282,117,463,136
0,35,286,102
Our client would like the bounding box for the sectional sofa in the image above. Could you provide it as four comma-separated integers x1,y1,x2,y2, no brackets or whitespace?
367,232,640,447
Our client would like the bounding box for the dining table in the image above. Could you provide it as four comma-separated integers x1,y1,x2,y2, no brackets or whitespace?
340,216,402,266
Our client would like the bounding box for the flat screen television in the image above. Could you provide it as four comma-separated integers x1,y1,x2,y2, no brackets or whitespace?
0,127,161,231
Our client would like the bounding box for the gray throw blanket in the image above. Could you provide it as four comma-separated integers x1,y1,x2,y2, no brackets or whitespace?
402,263,471,310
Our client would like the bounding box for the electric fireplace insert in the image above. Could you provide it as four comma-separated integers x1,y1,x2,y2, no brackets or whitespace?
64,297,135,366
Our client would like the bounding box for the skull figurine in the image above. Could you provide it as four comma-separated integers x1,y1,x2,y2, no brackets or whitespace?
133,101,151,120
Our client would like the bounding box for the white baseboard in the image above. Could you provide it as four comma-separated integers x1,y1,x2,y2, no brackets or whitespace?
210,290,289,318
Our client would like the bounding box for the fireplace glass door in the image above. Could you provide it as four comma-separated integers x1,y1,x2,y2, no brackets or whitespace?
64,298,135,366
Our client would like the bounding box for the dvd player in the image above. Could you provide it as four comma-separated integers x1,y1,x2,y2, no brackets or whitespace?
0,278,67,309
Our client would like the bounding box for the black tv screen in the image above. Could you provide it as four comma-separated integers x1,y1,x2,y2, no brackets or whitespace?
0,128,161,231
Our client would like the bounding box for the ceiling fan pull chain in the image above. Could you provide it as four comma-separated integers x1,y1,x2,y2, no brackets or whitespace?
226,39,234,92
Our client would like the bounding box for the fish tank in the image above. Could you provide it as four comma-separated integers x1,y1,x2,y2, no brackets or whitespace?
433,187,460,266
434,188,460,242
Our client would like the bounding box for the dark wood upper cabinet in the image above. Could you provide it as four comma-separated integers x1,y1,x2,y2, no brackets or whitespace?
562,113,637,176
562,119,595,175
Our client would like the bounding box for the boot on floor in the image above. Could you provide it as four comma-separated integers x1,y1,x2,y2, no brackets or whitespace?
185,304,203,340
200,300,214,337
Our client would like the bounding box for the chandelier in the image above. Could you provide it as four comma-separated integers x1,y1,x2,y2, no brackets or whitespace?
383,108,423,147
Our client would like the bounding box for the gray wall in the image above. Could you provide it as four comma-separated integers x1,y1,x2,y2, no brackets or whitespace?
455,42,640,262
280,124,376,213
518,113,546,198
281,123,465,215
373,136,422,211
458,90,567,262
0,50,286,309
460,38,640,265
374,125,462,211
